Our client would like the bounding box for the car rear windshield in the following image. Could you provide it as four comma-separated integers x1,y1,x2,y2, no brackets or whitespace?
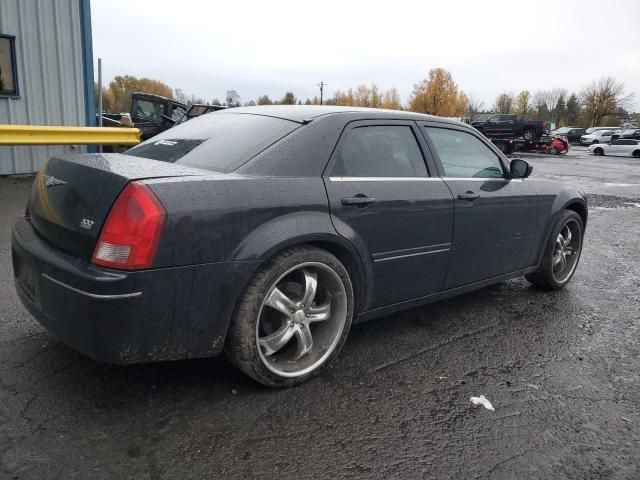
127,113,300,172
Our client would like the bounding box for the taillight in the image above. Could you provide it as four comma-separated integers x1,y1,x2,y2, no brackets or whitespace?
92,182,166,270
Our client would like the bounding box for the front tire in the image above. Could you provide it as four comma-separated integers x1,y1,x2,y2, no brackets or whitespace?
594,147,604,156
633,150,640,158
523,129,536,141
525,210,584,290
225,246,354,387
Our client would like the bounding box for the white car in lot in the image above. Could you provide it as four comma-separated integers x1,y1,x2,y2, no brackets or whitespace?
588,139,640,158
580,130,615,145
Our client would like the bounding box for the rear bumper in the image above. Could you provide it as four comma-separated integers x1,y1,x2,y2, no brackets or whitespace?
11,217,260,364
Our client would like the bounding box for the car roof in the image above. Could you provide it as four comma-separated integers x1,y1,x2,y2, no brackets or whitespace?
215,105,463,125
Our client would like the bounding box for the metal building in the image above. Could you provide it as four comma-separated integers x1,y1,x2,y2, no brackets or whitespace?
0,0,94,175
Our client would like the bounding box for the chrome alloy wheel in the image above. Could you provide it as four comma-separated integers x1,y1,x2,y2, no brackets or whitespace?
552,219,582,283
256,262,348,378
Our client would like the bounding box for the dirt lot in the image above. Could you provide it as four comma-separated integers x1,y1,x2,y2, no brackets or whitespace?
0,147,639,479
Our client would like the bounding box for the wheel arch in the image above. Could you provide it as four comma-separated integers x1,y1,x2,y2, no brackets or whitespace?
229,211,369,314
533,194,588,268
563,200,588,230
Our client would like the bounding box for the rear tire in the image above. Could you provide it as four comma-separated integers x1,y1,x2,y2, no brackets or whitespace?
225,246,354,387
633,150,640,158
550,147,559,155
525,210,584,290
594,147,604,156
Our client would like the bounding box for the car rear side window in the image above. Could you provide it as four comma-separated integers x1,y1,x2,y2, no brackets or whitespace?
331,126,427,177
424,127,504,178
127,113,299,172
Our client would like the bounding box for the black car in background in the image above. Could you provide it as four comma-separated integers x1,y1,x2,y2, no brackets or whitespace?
552,127,587,143
471,114,550,140
12,106,587,387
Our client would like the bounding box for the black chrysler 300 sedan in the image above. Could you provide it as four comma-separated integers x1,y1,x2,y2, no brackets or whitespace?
12,106,587,387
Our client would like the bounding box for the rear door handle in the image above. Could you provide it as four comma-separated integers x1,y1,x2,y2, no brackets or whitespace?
341,195,376,207
457,191,480,201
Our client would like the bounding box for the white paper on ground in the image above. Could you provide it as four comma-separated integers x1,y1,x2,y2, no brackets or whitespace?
470,395,495,411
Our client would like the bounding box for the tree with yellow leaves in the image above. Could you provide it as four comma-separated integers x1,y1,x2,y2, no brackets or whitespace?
408,68,464,116
106,75,173,113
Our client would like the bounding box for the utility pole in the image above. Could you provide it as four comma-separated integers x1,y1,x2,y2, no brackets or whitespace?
317,81,327,105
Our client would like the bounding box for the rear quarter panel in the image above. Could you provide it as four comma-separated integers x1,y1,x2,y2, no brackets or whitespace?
146,176,337,266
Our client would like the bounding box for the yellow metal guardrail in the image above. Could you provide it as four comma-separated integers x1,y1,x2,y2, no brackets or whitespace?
0,125,141,146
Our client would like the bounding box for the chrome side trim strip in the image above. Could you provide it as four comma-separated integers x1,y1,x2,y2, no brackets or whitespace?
441,177,522,182
328,176,522,182
373,247,451,263
41,273,142,300
328,177,443,182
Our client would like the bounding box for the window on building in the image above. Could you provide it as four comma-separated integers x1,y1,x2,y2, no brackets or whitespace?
0,34,18,97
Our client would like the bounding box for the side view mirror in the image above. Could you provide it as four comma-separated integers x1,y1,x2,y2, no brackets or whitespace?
510,158,533,179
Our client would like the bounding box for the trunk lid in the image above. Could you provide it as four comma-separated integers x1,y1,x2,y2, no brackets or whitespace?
28,153,207,258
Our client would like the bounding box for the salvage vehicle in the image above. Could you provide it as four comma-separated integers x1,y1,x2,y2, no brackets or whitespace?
176,103,227,123
12,106,587,387
490,134,569,155
588,139,640,157
99,92,188,141
471,114,550,141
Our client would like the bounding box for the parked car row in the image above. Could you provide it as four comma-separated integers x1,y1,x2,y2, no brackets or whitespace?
551,126,640,146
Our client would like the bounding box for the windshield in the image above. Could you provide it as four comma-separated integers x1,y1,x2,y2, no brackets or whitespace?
127,113,300,172
554,127,571,133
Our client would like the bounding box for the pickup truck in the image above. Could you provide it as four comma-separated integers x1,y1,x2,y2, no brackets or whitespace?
471,114,550,141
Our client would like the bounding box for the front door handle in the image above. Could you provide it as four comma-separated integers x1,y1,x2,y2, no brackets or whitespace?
342,195,376,207
457,191,480,201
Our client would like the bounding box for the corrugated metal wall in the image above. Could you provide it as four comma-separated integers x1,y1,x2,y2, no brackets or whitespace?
0,0,88,175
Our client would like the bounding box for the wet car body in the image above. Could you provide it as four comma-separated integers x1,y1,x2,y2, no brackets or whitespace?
12,106,587,367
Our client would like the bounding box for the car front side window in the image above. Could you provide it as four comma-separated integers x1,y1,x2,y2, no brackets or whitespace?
424,127,505,179
331,126,427,177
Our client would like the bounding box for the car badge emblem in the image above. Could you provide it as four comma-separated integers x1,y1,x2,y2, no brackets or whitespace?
80,218,95,230
43,175,67,188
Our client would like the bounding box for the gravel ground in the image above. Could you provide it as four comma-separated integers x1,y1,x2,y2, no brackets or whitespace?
0,151,639,479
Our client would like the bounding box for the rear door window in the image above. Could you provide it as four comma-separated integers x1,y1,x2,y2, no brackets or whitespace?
423,127,505,178
127,113,299,172
330,125,427,177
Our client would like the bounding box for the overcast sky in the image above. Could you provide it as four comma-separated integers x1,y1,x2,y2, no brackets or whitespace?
92,0,640,110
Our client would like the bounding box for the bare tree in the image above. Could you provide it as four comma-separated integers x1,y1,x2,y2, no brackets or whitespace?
580,77,633,126
225,90,241,107
467,94,485,119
